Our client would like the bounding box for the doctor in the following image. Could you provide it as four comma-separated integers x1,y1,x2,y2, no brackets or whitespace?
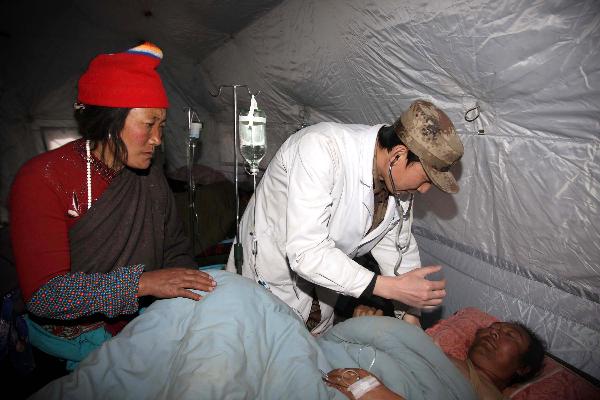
227,100,464,334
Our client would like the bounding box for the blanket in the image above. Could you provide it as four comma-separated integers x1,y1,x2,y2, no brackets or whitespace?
31,271,476,400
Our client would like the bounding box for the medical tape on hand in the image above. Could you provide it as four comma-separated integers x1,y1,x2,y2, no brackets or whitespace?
347,376,380,399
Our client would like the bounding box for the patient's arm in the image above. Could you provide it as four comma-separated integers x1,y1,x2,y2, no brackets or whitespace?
402,312,421,327
353,305,421,327
325,368,405,400
353,305,384,317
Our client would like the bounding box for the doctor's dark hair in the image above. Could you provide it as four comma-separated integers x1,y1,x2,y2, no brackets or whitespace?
377,123,420,163
74,105,130,169
510,322,546,385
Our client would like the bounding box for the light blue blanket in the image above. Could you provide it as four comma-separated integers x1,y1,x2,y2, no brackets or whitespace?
32,271,475,400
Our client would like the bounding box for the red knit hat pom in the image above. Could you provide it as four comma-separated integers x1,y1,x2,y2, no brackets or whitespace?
77,42,169,108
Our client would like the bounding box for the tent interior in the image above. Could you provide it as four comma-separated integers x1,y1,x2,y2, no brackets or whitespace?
1,0,598,395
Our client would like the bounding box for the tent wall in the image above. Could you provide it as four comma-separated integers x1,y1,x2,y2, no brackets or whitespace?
418,232,600,378
198,0,600,377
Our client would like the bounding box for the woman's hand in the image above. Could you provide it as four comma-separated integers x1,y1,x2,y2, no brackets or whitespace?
352,305,383,317
137,268,216,301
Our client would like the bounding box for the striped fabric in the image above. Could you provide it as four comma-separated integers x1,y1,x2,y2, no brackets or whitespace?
126,42,163,59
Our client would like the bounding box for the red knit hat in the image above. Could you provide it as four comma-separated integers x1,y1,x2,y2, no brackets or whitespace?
77,42,169,108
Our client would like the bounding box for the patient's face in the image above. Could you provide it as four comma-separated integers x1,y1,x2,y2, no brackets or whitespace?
468,322,530,379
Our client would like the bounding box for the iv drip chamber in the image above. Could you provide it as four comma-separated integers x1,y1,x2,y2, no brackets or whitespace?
190,122,202,138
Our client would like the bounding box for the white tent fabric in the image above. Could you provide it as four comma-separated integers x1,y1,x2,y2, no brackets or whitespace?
201,0,600,376
1,0,598,378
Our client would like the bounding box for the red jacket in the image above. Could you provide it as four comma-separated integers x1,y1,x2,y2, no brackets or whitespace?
10,139,114,301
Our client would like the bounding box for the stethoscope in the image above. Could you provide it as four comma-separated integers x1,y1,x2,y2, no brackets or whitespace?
387,154,414,253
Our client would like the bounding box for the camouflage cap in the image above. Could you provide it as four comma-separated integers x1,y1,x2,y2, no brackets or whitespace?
393,100,463,193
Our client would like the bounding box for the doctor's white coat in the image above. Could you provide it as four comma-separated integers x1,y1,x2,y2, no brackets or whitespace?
227,122,421,332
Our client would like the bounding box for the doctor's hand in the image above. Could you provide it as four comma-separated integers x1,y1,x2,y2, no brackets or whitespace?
372,266,446,310
137,268,216,301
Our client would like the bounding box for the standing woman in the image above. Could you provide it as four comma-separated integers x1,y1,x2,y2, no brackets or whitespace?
9,43,215,369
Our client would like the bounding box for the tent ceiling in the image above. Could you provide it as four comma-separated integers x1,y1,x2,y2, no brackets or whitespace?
1,0,285,61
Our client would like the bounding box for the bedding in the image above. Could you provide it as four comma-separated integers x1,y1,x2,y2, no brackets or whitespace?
31,271,475,400
425,307,600,400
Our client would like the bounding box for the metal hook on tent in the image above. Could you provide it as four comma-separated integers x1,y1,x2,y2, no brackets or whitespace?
209,86,224,98
209,84,261,98
248,88,261,97
464,104,480,122
464,103,485,135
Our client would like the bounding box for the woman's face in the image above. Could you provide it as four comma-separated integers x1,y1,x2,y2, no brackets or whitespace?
120,108,166,169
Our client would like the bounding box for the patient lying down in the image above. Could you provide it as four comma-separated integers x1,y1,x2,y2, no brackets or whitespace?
31,272,544,400
333,306,546,400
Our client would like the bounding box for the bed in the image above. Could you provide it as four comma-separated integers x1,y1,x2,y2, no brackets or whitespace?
28,271,474,400
29,272,599,400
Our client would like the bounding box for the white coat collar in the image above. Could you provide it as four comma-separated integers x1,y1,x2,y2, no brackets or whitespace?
358,124,385,216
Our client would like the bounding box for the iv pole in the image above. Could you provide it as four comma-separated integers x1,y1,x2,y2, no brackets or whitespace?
185,108,202,257
209,84,261,274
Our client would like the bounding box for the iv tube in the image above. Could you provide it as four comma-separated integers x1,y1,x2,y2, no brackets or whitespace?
187,109,202,255
238,96,267,284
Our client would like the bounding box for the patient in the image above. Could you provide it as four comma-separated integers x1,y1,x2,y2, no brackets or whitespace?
31,272,544,400
333,305,546,400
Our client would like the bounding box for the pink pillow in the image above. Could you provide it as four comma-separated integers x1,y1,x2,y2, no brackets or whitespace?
425,307,600,400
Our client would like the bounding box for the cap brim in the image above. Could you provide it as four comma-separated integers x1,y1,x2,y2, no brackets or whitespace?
422,163,459,194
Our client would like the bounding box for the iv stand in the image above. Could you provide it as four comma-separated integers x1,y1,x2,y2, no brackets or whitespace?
209,84,261,275
185,108,201,257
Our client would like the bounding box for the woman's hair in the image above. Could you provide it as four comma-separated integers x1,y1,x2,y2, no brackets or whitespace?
377,123,420,163
511,322,546,385
74,105,130,169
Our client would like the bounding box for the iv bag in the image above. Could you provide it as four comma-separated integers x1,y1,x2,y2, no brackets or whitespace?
190,122,202,138
239,107,266,175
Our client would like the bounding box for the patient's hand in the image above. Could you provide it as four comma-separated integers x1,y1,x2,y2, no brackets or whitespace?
324,368,405,400
353,305,384,317
402,313,421,328
137,268,216,301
